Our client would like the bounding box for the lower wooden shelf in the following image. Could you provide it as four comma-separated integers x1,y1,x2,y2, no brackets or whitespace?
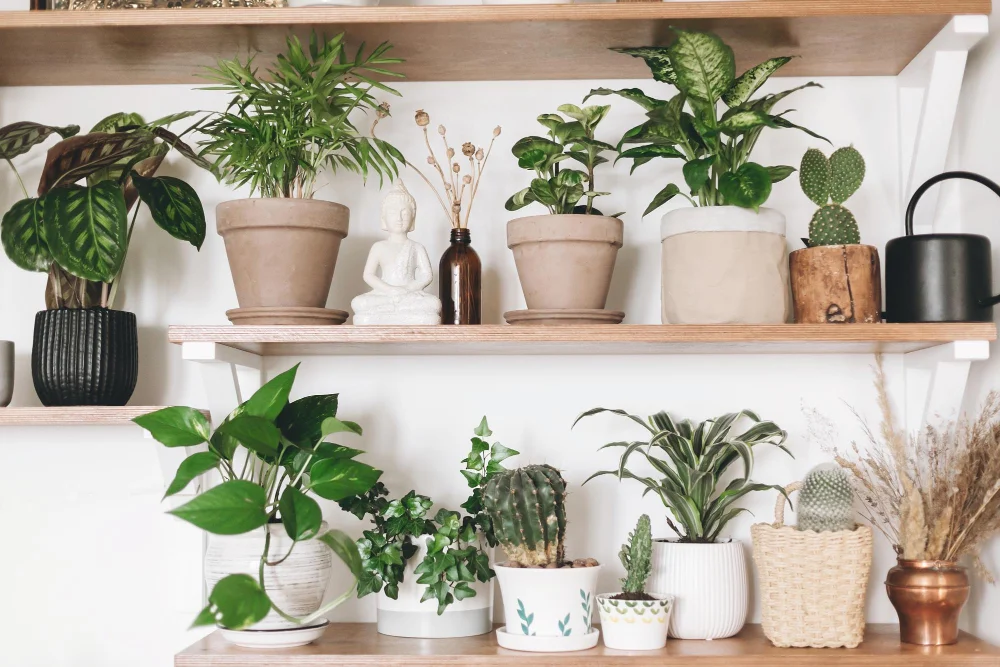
175,623,1000,666
0,406,209,426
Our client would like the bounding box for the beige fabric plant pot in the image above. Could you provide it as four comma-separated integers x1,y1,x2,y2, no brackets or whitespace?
660,206,790,324
507,214,624,310
217,198,350,309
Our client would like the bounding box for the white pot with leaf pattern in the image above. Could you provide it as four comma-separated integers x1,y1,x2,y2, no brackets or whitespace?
494,564,601,645
597,593,673,650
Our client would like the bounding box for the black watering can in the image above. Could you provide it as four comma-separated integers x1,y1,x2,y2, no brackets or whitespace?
885,171,1000,323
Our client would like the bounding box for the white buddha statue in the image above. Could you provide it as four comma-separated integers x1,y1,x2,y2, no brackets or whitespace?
352,181,442,325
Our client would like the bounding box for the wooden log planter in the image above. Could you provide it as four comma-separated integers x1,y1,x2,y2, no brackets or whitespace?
789,245,882,324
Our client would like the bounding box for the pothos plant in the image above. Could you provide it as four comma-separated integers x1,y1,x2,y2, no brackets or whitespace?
135,364,381,630
590,28,828,216
506,103,621,217
338,417,517,614
0,113,210,309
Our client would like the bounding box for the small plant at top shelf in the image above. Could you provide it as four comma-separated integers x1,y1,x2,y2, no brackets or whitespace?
506,102,621,217
799,146,866,247
614,514,655,601
795,463,857,533
594,28,827,215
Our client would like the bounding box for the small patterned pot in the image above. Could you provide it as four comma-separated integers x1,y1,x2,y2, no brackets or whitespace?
597,593,673,650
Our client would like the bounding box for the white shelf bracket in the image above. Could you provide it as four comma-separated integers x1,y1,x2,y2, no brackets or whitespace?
903,340,990,435
898,15,989,235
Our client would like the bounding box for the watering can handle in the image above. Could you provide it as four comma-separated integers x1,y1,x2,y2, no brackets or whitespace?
905,171,1000,236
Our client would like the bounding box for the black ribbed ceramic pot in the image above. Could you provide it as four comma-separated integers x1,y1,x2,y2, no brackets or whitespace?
31,308,138,406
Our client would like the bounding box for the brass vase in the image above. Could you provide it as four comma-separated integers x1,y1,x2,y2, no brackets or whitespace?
885,559,969,645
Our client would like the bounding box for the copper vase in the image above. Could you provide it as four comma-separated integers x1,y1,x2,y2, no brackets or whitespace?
885,559,969,645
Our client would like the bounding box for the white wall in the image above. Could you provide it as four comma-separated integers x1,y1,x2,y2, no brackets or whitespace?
0,68,983,666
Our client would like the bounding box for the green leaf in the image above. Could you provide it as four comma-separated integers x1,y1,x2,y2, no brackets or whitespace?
473,416,492,438
511,136,563,161
618,145,685,161
244,364,298,422
164,452,221,498
215,415,280,458
39,130,155,193
192,574,271,630
716,109,779,137
490,443,518,464
1,198,51,272
584,87,665,112
612,46,676,84
131,173,206,250
309,458,382,501
133,406,211,447
169,480,269,535
279,486,323,541
277,394,339,448
767,166,796,184
682,157,714,193
0,121,79,160
89,112,145,134
42,182,127,283
718,162,772,210
770,115,831,144
529,178,559,207
505,187,537,212
643,183,682,218
321,417,363,438
319,529,364,579
722,57,792,108
667,28,735,103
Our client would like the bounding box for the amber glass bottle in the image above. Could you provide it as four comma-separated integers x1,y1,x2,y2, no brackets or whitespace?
439,228,482,324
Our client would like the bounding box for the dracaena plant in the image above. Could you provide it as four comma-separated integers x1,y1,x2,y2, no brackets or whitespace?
506,103,620,216
0,113,210,309
199,32,406,199
135,364,381,630
337,417,517,614
590,28,828,216
574,408,792,543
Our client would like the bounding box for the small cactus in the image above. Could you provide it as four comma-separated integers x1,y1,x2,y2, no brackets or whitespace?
800,146,865,247
483,464,567,567
796,463,856,533
619,514,652,595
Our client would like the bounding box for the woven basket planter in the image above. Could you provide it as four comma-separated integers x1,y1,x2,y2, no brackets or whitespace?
751,482,873,648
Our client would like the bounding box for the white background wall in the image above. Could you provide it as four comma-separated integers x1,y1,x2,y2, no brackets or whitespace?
0,44,993,665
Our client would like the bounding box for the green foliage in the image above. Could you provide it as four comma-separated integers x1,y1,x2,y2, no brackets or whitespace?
800,146,865,246
597,28,827,215
619,514,652,595
199,32,405,199
483,464,568,567
506,103,619,216
136,364,379,629
338,417,516,615
795,464,856,533
575,408,792,543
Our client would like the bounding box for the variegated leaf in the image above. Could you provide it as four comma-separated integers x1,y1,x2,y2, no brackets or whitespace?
716,109,779,136
151,126,213,172
0,122,79,161
718,162,772,211
132,173,206,249
1,197,50,272
611,46,676,84
618,145,685,161
89,112,145,134
38,130,155,194
722,57,792,108
667,28,735,103
42,182,127,283
584,87,666,112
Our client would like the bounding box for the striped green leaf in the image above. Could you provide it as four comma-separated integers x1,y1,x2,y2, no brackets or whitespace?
667,28,735,103
89,112,145,134
42,182,127,283
722,57,792,108
39,130,155,194
1,197,51,272
0,122,79,161
132,173,206,249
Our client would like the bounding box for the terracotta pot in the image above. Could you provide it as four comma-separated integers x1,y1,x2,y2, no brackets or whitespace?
216,198,349,309
885,559,969,645
506,214,623,310
789,244,882,323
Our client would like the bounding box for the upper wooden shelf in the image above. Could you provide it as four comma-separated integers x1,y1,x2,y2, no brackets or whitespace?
0,1,991,86
167,323,997,356
0,406,209,426
175,623,1000,666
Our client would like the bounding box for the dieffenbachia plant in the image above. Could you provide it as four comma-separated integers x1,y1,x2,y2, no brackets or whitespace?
0,113,210,309
575,408,792,543
590,28,828,215
135,364,380,630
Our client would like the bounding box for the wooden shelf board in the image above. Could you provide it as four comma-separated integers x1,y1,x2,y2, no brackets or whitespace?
166,323,998,356
175,623,1000,666
0,1,991,86
0,406,209,426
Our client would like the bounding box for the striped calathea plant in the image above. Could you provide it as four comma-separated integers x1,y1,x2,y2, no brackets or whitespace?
590,28,828,215
575,408,792,543
0,112,211,309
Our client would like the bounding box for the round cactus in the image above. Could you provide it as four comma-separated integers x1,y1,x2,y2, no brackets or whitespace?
796,464,856,533
829,146,866,204
808,203,860,246
799,148,831,207
483,464,567,567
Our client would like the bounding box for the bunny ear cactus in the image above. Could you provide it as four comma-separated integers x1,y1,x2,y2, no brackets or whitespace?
483,464,568,567
800,146,866,247
796,464,856,533
619,514,653,596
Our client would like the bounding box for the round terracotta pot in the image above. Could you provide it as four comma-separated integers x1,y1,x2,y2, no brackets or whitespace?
885,559,969,645
217,198,350,309
506,214,623,310
789,244,882,323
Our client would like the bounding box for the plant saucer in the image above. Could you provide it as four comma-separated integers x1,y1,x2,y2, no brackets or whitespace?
219,620,328,649
496,626,600,652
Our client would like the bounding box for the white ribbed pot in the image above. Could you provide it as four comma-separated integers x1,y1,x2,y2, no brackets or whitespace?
204,522,333,631
660,206,790,324
494,564,601,642
597,593,673,650
377,537,493,638
646,540,748,639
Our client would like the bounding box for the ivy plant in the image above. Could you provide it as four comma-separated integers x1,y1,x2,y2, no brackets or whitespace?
590,28,828,215
135,363,381,630
506,103,620,216
0,113,210,309
338,417,517,614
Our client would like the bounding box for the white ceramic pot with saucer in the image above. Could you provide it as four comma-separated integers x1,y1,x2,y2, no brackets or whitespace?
597,593,673,650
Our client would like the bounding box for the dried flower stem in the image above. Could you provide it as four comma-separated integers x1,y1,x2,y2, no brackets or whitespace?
463,132,498,229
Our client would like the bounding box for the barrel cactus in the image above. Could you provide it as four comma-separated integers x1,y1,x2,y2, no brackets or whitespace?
483,464,567,567
800,146,866,247
620,514,652,595
796,464,856,533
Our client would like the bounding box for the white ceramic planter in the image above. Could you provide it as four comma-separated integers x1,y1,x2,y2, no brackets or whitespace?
597,593,673,650
646,540,748,639
204,522,333,631
377,537,493,638
659,206,789,324
495,564,600,641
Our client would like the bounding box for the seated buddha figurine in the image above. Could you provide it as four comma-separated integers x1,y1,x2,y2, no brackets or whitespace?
351,180,442,325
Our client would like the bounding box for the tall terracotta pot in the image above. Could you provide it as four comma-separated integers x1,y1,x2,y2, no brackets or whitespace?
885,559,969,645
789,244,882,323
216,199,350,309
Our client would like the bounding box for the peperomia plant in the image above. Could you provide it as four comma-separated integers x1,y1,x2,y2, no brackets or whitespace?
0,113,210,309
338,417,517,614
590,28,827,215
135,364,380,630
506,103,620,216
575,408,791,543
